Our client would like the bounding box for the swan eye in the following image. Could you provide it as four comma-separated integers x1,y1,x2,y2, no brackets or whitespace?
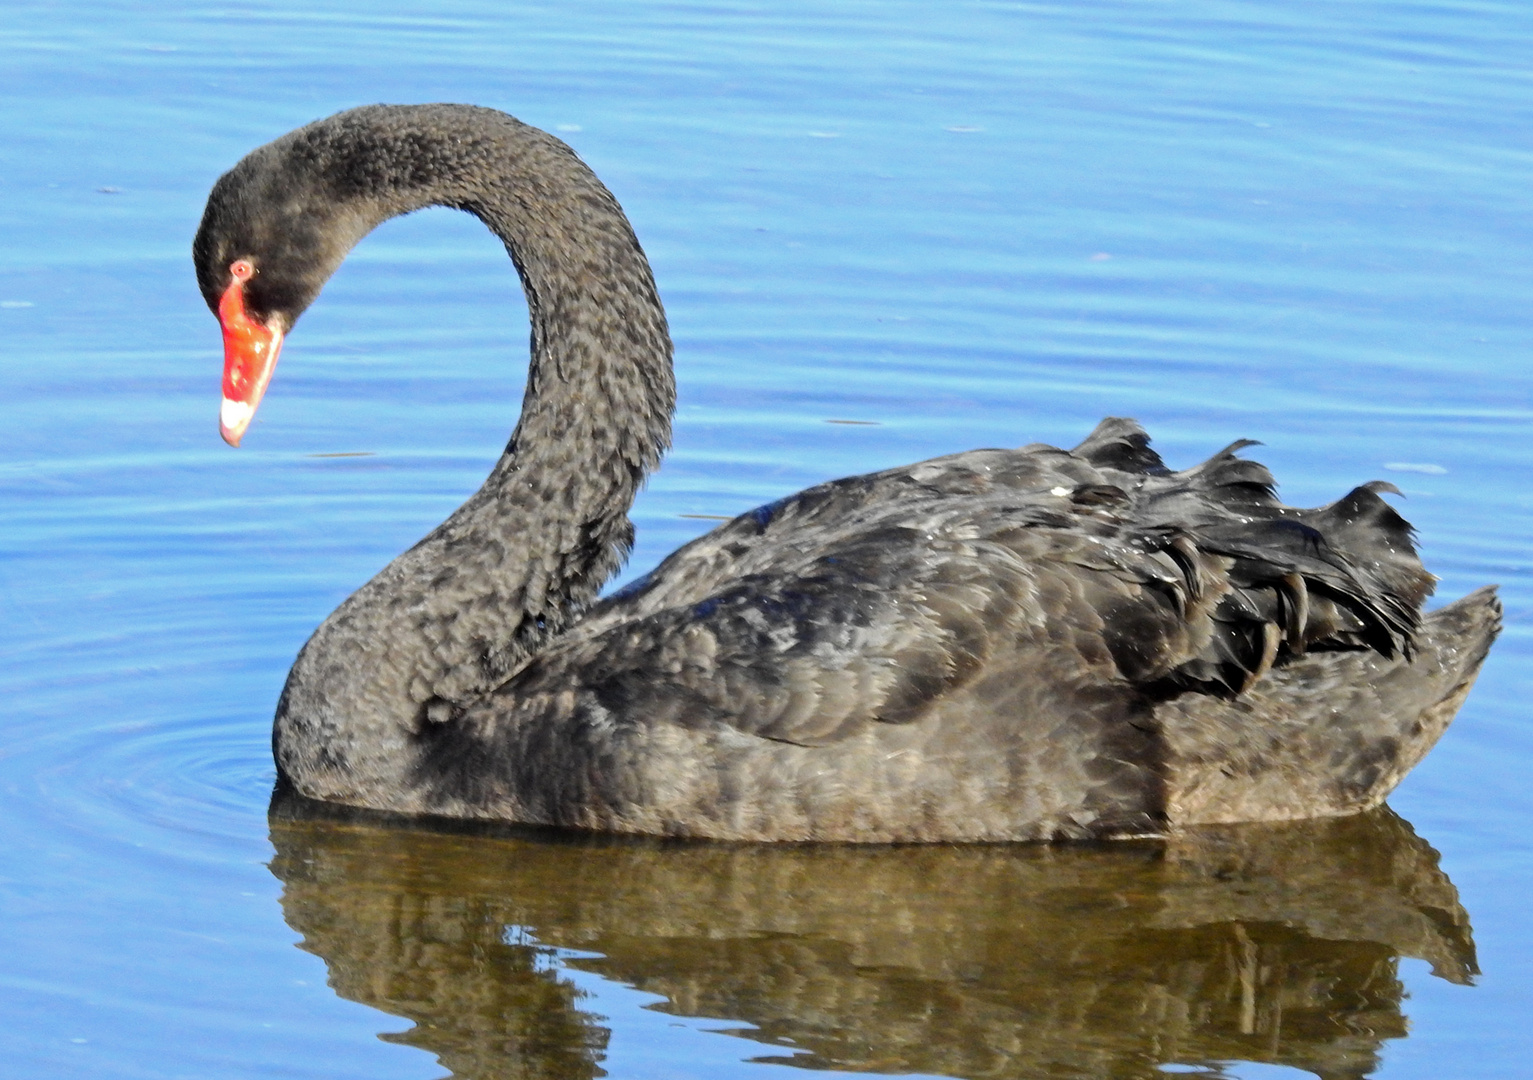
229,258,255,282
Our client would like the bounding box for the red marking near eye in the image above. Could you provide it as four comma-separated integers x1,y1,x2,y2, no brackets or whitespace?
217,261,284,447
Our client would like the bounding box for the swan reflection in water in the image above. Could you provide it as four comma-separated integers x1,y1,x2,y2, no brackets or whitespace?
269,793,1475,1080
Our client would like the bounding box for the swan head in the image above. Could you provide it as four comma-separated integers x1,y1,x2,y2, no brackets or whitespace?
193,129,377,445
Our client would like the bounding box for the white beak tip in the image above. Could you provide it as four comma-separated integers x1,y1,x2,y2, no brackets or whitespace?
220,397,255,447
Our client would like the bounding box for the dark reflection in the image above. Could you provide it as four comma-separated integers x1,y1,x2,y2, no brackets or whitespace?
269,792,1475,1080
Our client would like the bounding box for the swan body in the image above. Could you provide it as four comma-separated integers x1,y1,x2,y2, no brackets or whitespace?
195,104,1499,841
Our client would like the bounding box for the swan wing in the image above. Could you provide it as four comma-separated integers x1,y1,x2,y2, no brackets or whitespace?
467,500,1408,748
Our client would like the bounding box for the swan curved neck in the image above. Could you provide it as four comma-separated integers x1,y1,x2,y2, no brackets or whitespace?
256,105,674,807
344,105,677,485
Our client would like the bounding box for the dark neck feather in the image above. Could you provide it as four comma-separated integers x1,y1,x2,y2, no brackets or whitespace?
263,105,674,802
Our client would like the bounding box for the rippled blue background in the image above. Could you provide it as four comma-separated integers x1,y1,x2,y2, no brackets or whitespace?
1,1,1530,1076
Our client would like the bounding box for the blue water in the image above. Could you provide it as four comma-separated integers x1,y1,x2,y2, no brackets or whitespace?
2,1,1531,1076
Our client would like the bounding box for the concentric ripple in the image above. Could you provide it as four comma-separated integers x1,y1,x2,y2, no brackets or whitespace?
4,670,278,873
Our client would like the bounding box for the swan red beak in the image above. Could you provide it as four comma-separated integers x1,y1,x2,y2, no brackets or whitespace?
217,275,284,447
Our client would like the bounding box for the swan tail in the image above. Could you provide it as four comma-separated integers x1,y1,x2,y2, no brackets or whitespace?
1158,586,1501,825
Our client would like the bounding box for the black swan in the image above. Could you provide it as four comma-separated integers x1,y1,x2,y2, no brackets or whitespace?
195,104,1499,841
